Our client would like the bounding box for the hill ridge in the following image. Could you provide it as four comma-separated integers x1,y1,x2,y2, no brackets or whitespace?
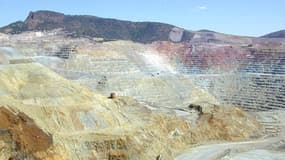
0,10,194,43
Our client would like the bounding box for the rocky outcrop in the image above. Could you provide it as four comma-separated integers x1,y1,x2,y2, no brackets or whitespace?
169,27,184,42
0,107,52,159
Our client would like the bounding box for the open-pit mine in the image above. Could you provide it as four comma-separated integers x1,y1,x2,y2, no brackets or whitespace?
0,11,285,160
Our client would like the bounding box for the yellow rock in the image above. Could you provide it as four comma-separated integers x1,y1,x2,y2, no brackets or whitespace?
0,62,261,160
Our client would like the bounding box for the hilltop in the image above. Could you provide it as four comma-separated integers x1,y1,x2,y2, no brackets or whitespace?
0,10,194,43
261,30,285,38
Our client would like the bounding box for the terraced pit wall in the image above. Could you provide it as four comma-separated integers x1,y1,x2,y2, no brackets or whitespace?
186,51,285,111
1,33,284,112
42,47,285,112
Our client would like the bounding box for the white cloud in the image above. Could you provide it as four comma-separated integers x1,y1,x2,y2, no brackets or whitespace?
197,6,208,11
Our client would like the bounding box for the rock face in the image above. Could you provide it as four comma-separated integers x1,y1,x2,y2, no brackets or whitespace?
169,27,184,42
25,11,65,30
0,107,52,159
0,10,194,43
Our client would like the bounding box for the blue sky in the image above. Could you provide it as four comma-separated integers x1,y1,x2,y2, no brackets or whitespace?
0,0,284,36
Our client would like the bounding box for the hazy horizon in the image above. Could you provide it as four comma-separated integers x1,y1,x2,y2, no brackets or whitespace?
0,0,284,37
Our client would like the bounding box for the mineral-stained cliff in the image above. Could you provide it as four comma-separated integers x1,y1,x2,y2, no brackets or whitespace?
0,107,53,159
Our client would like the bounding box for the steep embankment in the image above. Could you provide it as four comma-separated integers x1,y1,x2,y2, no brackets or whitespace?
0,60,261,159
